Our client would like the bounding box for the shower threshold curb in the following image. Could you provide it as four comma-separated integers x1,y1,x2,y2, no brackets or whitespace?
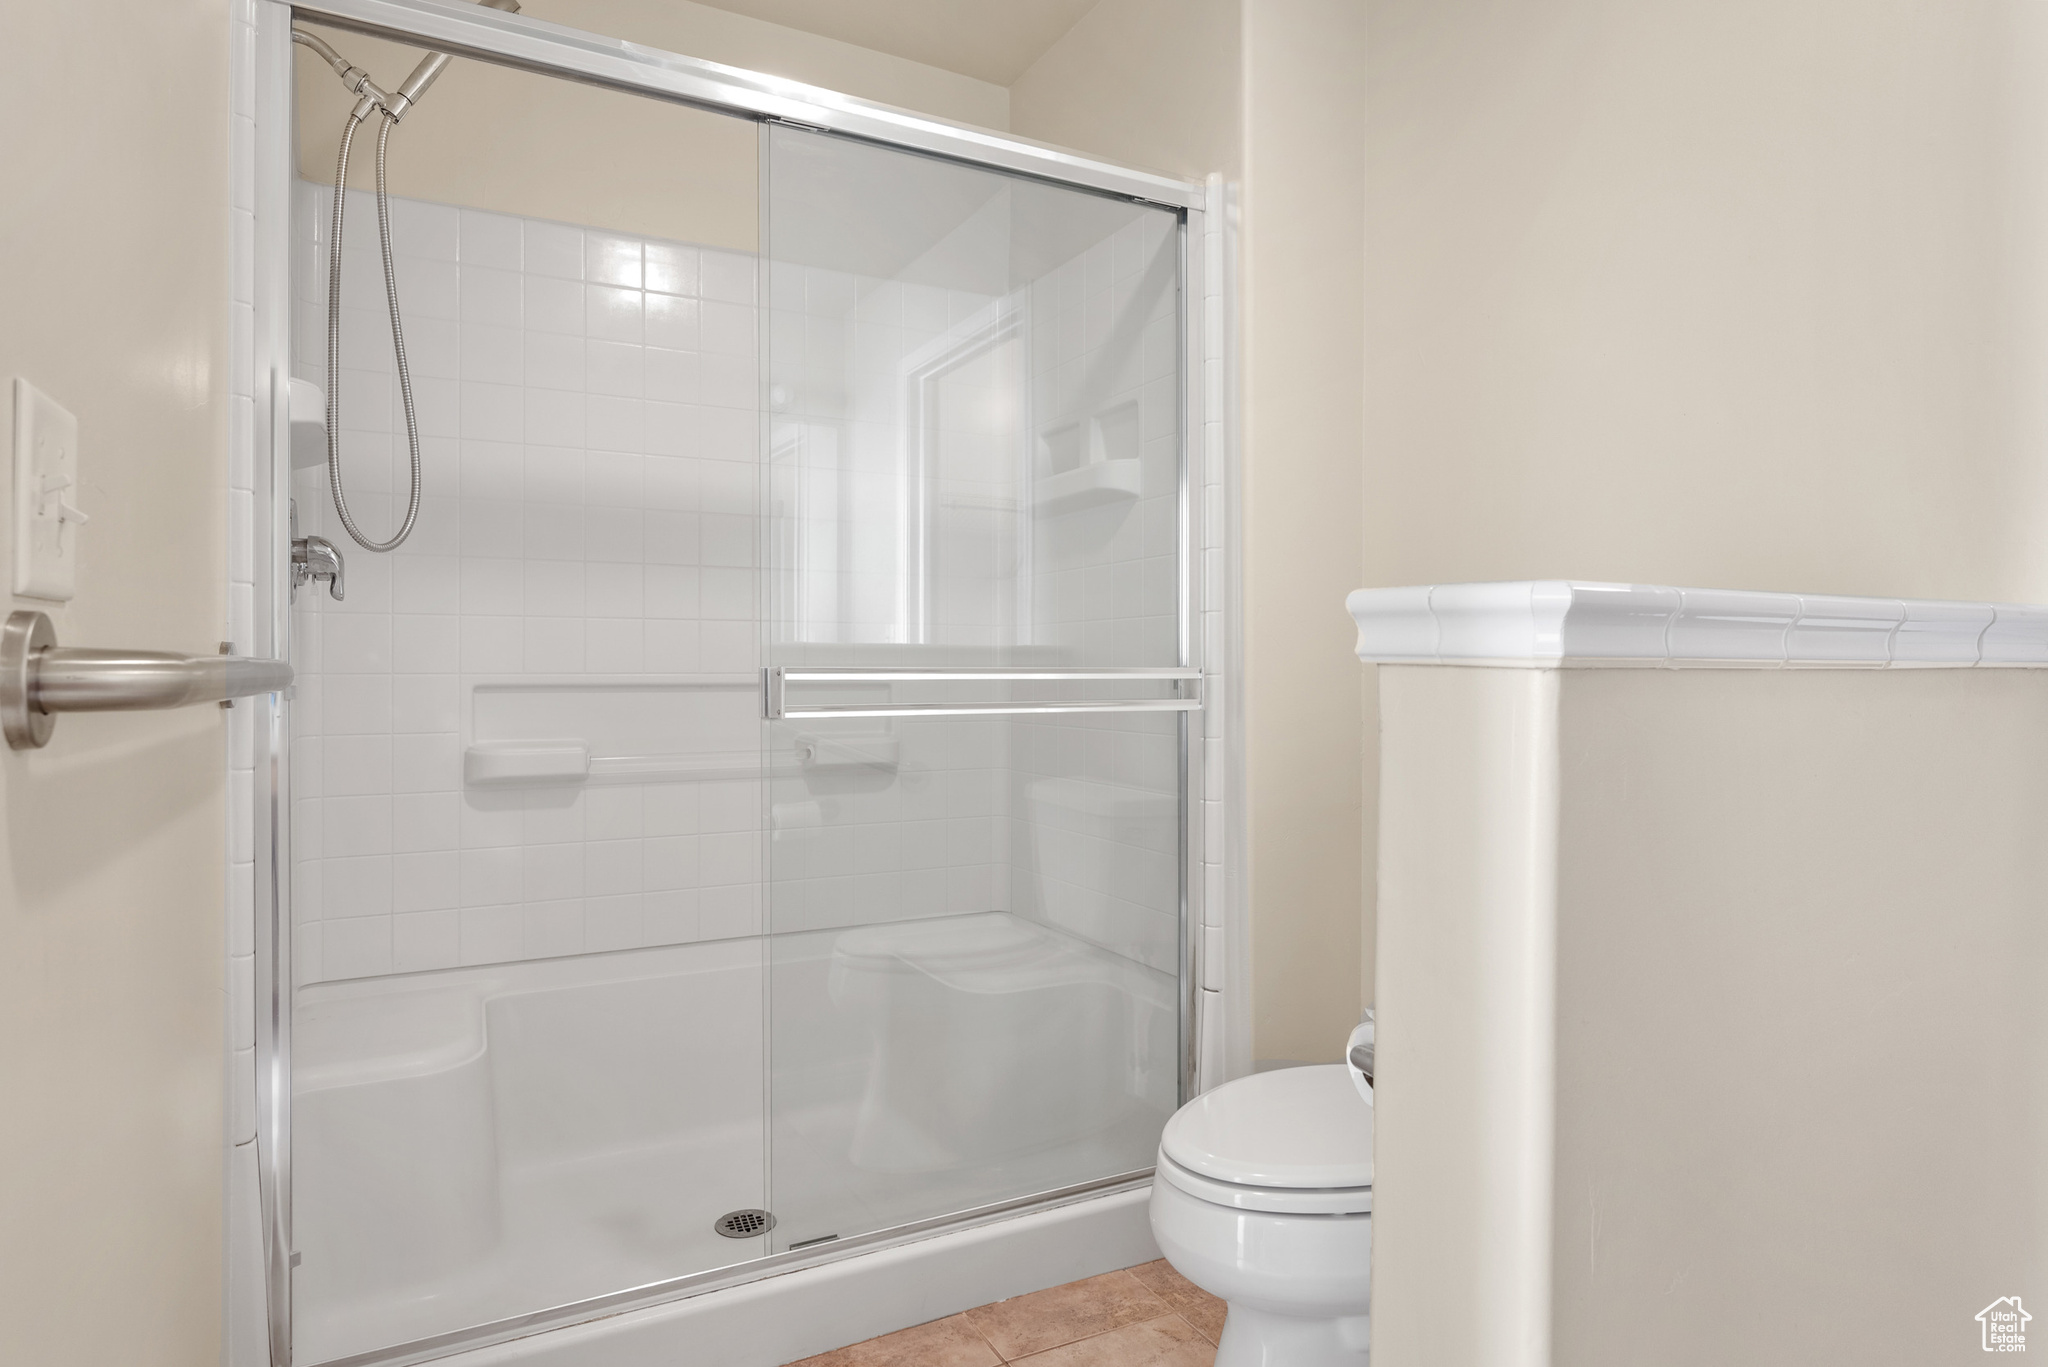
307,1172,1158,1367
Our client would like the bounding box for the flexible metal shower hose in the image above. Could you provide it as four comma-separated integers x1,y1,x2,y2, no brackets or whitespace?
324,108,423,552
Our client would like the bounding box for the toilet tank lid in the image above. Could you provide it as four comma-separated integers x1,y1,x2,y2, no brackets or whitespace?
1161,1064,1373,1189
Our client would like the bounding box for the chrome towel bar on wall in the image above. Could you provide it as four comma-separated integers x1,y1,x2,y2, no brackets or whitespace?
1,609,295,749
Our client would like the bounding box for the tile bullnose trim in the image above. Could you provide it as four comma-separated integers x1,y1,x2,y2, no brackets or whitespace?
1348,581,2048,669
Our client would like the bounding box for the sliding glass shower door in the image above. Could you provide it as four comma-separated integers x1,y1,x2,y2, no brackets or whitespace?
275,20,1199,1355
759,126,1193,1253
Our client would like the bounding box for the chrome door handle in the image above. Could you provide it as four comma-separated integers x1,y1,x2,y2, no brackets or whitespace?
1,610,296,749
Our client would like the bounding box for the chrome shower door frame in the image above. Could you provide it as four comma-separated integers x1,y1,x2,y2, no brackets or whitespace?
251,2,1213,1363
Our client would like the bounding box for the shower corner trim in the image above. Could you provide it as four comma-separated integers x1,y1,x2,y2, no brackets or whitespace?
244,2,301,1365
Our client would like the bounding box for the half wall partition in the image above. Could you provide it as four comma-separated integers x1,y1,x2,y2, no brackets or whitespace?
257,4,1211,1364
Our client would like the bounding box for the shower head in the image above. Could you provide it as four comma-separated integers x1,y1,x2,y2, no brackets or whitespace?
293,0,521,122
387,0,522,120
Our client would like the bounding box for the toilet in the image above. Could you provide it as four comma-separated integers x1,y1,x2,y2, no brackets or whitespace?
1149,1063,1374,1365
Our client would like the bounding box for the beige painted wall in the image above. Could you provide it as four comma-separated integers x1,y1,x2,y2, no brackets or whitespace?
295,0,1011,251
1554,667,2048,1364
535,0,1009,128
1010,0,1242,183
0,1,230,1363
1240,0,1370,1065
1364,0,2048,600
1375,664,2048,1366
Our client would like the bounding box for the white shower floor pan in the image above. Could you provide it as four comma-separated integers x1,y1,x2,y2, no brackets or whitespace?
430,1183,1159,1367
290,925,1169,1366
293,940,771,1364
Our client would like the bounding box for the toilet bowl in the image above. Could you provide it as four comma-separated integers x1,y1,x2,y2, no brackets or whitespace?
1149,1064,1373,1366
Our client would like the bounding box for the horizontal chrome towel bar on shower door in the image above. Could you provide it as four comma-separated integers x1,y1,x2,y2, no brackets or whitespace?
763,666,1202,720
1,609,295,749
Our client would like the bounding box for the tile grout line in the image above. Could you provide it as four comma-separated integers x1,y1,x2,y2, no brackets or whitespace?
998,1308,1216,1365
978,1268,1192,1365
966,1309,1008,1365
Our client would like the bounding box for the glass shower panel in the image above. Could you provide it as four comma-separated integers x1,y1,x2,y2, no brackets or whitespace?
761,125,1187,1252
763,126,1183,665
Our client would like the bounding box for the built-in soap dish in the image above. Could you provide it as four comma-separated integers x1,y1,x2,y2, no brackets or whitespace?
1034,459,1142,515
1034,401,1143,515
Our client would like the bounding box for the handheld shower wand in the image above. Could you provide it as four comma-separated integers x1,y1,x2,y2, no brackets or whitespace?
292,0,521,553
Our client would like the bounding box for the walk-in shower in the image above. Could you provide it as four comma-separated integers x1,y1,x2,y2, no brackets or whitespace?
255,5,1215,1364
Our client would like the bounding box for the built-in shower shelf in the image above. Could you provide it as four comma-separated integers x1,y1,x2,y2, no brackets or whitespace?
1033,459,1141,516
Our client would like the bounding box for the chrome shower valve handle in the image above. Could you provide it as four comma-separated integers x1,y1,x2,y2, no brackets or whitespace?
292,534,345,602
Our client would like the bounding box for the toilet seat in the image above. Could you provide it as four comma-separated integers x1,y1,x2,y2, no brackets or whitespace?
1156,1151,1372,1214
1156,1064,1373,1215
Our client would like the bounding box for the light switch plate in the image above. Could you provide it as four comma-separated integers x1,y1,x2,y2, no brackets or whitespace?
12,378,83,601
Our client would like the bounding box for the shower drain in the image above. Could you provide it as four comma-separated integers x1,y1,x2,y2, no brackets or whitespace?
714,1208,777,1239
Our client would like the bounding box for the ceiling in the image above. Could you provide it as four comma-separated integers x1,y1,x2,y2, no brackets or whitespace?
684,0,1102,85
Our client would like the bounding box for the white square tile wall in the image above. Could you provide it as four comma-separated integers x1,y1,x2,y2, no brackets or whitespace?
764,716,1011,935
290,183,764,984
290,181,1203,988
